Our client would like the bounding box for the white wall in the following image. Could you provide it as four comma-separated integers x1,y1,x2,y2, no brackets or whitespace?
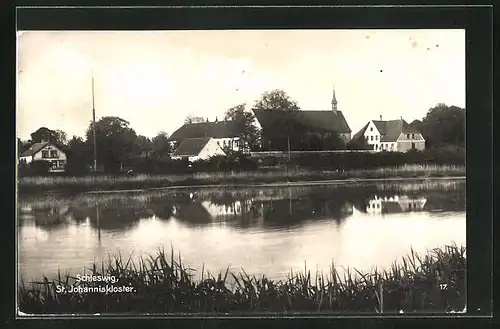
198,138,226,160
363,121,381,151
214,137,240,152
396,132,426,152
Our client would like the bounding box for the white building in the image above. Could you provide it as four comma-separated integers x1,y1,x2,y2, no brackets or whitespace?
19,141,67,172
169,119,244,153
366,195,427,214
171,137,225,162
353,116,425,152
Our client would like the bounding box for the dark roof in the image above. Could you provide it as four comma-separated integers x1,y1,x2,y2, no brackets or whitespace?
352,122,370,141
20,142,49,157
353,119,421,142
172,137,212,157
252,109,352,135
169,121,242,141
382,201,404,214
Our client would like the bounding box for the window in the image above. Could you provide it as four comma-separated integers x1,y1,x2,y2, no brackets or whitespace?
412,133,415,139
407,134,410,139
370,127,373,131
411,142,416,149
58,160,65,168
42,150,49,158
370,136,373,141
375,135,378,140
50,150,58,158
390,143,394,149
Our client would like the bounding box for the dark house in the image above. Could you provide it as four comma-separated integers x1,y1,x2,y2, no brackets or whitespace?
252,88,351,151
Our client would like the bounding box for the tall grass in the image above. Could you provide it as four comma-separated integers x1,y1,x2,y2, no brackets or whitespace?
19,164,465,194
19,244,466,314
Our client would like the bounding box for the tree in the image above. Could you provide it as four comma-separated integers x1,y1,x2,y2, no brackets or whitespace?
66,136,90,174
151,132,172,158
184,116,206,124
323,132,346,150
17,138,29,154
224,103,261,152
30,127,67,145
134,135,153,158
418,104,465,148
84,116,137,173
346,135,371,150
253,89,300,111
254,89,301,156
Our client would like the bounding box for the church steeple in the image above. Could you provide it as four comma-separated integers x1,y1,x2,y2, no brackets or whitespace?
331,86,338,114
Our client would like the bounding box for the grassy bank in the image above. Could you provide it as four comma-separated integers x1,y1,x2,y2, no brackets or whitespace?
19,245,466,314
18,164,465,194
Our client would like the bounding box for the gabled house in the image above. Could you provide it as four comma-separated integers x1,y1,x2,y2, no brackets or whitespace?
252,88,352,150
352,116,425,152
171,137,225,162
169,119,244,153
19,141,67,172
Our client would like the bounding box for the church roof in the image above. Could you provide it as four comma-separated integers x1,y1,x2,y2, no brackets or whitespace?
252,109,351,136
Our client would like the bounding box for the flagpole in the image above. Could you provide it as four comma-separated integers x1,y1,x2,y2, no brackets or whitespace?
92,69,97,173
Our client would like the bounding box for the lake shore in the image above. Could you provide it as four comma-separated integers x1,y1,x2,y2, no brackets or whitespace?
18,244,466,314
18,164,465,195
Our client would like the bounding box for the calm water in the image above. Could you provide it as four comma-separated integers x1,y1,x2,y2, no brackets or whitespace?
18,179,466,283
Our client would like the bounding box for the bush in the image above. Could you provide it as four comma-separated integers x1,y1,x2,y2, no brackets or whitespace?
18,160,52,177
291,148,464,170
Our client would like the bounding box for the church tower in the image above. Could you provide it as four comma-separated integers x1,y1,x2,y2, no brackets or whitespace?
331,86,338,114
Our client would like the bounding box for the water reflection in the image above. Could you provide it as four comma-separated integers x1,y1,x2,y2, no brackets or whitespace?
18,180,466,282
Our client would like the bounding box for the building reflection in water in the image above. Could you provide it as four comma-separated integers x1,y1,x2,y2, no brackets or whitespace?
366,195,427,215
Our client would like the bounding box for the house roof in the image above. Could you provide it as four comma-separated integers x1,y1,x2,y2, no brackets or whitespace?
172,137,212,157
382,201,404,214
169,121,242,141
252,109,352,136
352,122,370,141
353,119,421,142
20,142,49,157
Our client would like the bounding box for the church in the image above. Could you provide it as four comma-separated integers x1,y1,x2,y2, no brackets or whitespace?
251,88,352,151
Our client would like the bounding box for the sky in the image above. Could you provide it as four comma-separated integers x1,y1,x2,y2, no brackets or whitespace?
16,29,465,141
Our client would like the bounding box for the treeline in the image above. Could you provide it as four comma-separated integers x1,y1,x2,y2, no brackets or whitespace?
17,88,465,176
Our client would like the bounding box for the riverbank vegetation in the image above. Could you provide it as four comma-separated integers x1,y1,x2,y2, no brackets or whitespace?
18,244,466,314
18,163,465,194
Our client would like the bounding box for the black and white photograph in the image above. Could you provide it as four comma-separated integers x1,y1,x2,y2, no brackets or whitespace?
17,29,466,315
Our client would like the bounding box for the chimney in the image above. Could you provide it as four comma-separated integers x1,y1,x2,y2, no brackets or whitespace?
215,116,218,123
380,115,382,121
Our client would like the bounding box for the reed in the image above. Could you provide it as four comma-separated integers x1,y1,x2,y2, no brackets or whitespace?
18,244,466,314
18,164,465,194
